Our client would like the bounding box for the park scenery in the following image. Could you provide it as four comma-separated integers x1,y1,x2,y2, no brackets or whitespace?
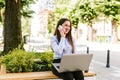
0,0,120,80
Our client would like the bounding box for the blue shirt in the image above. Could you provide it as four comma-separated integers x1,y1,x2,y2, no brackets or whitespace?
50,35,77,59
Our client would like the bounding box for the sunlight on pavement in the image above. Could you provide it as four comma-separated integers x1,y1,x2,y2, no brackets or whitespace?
111,70,120,77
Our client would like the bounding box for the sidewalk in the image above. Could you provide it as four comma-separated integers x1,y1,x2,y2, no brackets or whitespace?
91,60,120,80
76,41,120,52
76,41,120,80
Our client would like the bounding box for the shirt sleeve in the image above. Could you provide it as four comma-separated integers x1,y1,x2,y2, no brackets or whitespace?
50,36,66,55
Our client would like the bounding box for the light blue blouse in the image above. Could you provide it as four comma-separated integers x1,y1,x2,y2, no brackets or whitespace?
50,35,77,59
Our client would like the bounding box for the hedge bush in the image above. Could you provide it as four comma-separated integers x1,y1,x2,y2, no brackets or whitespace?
33,52,53,71
0,49,54,73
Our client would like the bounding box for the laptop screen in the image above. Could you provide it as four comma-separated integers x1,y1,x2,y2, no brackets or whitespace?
59,54,93,73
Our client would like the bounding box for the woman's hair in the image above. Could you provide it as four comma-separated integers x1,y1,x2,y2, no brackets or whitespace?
54,18,74,53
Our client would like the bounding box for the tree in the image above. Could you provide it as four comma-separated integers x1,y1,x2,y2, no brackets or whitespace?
79,2,98,41
1,0,37,55
0,0,36,23
96,0,120,42
68,0,89,29
3,0,22,54
68,0,81,29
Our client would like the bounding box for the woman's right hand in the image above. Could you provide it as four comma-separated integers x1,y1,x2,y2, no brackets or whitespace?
59,26,66,37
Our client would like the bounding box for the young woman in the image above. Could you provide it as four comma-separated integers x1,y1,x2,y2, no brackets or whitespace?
50,18,84,80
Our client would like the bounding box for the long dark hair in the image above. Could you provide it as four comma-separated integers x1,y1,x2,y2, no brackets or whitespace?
54,18,74,53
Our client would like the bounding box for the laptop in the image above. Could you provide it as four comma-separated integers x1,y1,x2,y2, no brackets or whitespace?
52,54,93,73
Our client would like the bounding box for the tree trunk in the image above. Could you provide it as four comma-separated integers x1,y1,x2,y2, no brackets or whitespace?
88,24,93,41
111,21,118,43
3,0,22,54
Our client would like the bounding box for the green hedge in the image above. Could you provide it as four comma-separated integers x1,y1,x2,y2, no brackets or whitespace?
0,49,53,73
33,52,53,71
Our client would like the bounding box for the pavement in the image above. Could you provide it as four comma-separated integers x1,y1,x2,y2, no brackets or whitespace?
90,60,120,80
78,41,120,80
76,41,120,80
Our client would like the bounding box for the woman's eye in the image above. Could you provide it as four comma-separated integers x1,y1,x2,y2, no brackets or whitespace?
65,25,69,27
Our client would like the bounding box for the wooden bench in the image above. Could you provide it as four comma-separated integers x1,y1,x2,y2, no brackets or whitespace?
0,65,96,80
0,71,96,80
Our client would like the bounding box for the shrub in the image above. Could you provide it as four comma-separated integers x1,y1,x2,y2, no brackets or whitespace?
0,49,35,73
0,50,54,73
32,52,53,71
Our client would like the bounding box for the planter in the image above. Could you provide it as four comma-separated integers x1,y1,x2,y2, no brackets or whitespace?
0,64,6,74
0,64,56,80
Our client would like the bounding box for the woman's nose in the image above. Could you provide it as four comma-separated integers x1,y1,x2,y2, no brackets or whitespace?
65,26,68,28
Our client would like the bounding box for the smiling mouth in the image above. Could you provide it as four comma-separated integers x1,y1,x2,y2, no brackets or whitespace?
65,30,69,33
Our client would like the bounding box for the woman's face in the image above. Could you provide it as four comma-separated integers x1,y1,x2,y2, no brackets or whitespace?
62,21,71,34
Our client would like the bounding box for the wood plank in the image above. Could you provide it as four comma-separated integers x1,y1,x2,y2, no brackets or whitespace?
0,71,96,80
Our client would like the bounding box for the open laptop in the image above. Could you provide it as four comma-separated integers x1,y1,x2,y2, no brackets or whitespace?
52,54,93,73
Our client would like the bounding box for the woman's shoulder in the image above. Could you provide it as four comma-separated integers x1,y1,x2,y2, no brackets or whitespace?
50,35,57,41
50,35,57,39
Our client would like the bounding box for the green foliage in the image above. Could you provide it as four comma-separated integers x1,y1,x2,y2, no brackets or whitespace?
96,0,120,22
79,2,98,25
68,8,80,28
68,1,81,28
68,0,98,28
0,50,54,73
33,52,54,71
21,0,37,18
0,0,5,8
48,12,56,34
98,2,119,16
0,0,37,19
0,49,35,73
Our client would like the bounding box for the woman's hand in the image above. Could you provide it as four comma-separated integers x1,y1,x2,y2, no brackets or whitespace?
59,26,66,37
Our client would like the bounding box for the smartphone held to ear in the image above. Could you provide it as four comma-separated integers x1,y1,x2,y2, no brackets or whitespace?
58,25,62,30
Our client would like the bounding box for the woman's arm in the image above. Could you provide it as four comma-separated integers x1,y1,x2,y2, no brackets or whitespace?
50,36,66,55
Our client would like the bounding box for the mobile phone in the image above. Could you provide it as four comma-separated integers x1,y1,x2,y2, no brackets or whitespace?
58,25,62,30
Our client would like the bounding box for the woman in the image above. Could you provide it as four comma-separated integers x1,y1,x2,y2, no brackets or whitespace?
50,18,84,80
